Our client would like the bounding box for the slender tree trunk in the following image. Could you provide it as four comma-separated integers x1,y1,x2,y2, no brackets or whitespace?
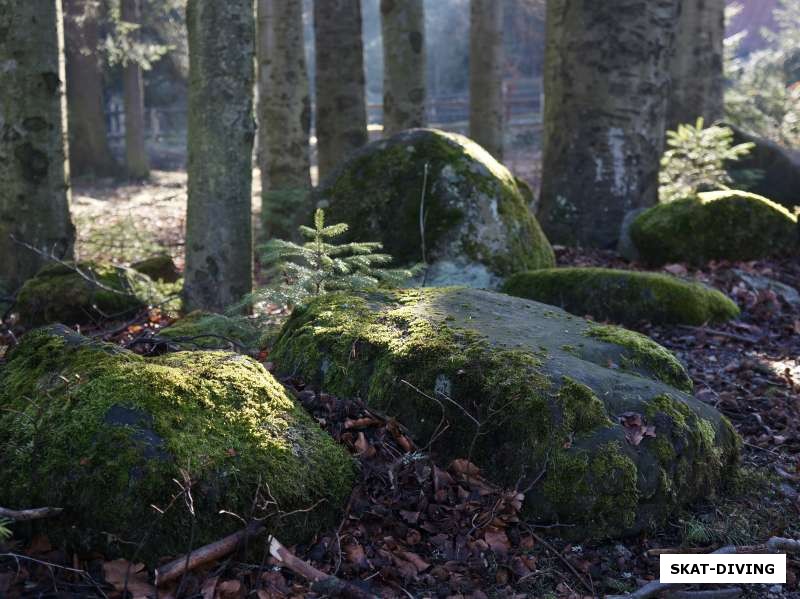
63,0,118,177
257,0,312,240
538,0,680,248
184,0,255,312
380,0,426,135
0,0,75,289
469,0,504,160
313,0,368,182
667,0,725,130
121,0,150,179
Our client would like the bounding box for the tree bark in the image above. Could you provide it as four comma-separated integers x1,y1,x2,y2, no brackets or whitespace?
63,0,118,177
184,0,255,312
380,0,426,135
313,0,368,182
538,0,680,248
469,0,504,160
121,0,150,180
0,0,76,289
257,0,312,240
667,0,725,130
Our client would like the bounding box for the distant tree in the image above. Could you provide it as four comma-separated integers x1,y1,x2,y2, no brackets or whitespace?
380,0,426,134
314,0,368,182
468,0,504,159
0,0,75,288
538,0,681,248
121,0,150,179
184,0,255,311
64,0,119,177
667,0,725,131
257,0,312,240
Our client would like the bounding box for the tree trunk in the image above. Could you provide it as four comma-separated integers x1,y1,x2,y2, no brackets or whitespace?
121,0,150,179
667,0,725,130
538,0,680,248
184,0,255,312
380,0,426,135
313,0,368,182
469,0,504,160
63,0,118,177
0,0,75,289
257,0,312,240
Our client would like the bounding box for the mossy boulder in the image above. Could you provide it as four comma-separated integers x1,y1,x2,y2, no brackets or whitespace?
316,128,555,287
159,311,264,350
631,191,798,266
131,254,181,283
16,262,160,326
502,268,740,326
0,326,354,559
271,288,740,539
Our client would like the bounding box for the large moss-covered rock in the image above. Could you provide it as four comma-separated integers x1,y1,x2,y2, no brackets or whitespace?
16,262,160,326
317,128,554,287
272,288,740,539
0,326,354,559
131,254,181,283
631,191,798,266
159,311,264,350
502,268,740,326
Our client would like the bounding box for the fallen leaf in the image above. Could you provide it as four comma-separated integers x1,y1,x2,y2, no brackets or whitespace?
103,559,156,599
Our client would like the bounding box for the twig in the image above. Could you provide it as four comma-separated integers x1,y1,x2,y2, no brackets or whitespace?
419,162,429,267
528,530,594,596
0,506,63,521
663,589,742,599
676,325,759,344
0,553,107,598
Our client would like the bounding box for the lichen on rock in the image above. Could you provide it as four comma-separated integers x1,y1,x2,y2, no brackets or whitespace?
316,128,554,287
16,262,161,326
271,287,740,539
630,191,799,266
502,267,740,326
0,325,354,560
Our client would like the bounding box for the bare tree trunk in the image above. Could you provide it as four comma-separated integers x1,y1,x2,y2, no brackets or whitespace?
257,0,312,240
538,0,680,248
63,0,118,177
469,0,504,160
0,0,75,289
314,0,368,182
380,0,426,135
667,0,725,130
184,0,255,312
121,0,150,179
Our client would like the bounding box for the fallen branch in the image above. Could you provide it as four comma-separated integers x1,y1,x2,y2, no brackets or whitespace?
0,506,63,522
676,325,758,344
664,589,742,599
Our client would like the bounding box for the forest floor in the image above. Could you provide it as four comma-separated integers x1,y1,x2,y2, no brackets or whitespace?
0,174,798,598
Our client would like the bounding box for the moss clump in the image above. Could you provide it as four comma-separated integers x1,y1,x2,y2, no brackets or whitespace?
0,326,354,560
159,311,264,350
631,191,799,266
586,324,692,392
131,254,180,283
272,287,740,538
317,128,554,284
502,267,740,326
16,262,161,326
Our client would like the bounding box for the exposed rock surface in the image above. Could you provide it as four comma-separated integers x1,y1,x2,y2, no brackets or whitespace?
316,128,554,288
271,287,740,538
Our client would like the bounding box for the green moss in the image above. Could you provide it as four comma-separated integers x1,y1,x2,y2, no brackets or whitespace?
131,254,180,283
318,128,554,278
0,325,354,561
557,377,613,435
159,310,264,350
586,324,692,392
631,191,799,266
502,267,740,326
16,262,161,326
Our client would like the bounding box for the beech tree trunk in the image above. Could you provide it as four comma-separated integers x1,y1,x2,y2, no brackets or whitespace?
0,0,75,289
121,0,150,179
184,0,255,312
538,0,680,248
469,0,504,160
257,0,312,239
667,0,725,130
63,0,118,177
314,0,368,182
380,0,426,135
